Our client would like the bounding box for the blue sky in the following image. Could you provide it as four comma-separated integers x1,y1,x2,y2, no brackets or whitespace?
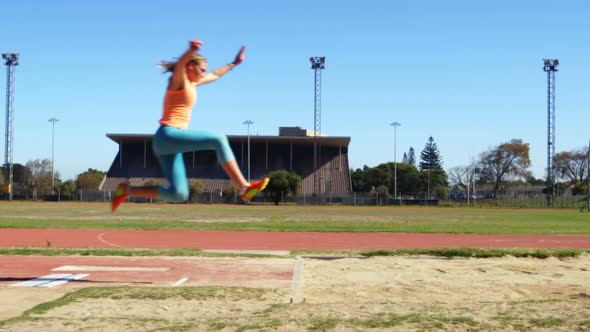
1,0,589,181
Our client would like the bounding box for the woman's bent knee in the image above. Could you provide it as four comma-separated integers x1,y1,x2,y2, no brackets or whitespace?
214,135,233,164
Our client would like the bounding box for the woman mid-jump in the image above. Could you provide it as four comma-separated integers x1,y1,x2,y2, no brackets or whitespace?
112,39,269,211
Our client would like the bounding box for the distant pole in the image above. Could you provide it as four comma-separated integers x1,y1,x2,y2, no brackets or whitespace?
543,59,559,207
472,165,477,205
243,120,253,182
390,122,401,200
428,150,432,201
3,53,18,200
48,117,59,194
310,56,325,198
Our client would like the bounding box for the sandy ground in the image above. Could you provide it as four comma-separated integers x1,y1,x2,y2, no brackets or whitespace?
2,254,590,331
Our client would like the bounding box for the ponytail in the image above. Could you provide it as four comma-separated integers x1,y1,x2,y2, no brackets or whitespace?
158,53,207,73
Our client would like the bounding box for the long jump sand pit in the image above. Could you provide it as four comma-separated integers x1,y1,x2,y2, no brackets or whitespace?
2,254,590,331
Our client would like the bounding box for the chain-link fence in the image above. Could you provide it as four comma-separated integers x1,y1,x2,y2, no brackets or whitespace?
3,189,589,210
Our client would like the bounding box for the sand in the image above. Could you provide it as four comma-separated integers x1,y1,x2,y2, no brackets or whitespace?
2,254,589,331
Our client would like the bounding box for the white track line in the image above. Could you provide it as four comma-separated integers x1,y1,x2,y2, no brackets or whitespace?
290,257,304,303
172,277,189,287
97,232,121,248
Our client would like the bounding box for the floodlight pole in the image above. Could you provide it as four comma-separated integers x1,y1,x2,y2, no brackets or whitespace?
243,120,253,182
310,56,325,199
3,53,18,200
390,122,401,201
543,58,558,207
49,118,59,194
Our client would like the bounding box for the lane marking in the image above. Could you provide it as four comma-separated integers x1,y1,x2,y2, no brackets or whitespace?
172,277,189,287
9,274,89,288
53,266,169,272
97,232,121,248
290,256,304,303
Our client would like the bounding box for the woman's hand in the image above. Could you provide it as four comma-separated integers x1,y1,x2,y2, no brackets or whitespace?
232,46,246,65
190,40,203,52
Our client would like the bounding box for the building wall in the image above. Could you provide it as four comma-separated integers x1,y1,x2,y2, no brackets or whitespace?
102,139,351,195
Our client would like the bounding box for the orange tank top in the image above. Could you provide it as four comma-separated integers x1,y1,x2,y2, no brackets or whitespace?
159,87,197,129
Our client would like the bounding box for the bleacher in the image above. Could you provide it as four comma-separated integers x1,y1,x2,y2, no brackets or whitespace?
101,128,351,195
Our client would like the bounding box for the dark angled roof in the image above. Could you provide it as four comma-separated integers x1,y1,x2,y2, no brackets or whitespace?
106,133,351,147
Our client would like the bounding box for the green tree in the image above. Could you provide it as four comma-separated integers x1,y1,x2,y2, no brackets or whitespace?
60,180,77,200
76,169,106,190
222,185,237,203
189,180,204,203
267,170,301,205
417,168,448,200
394,162,421,197
352,163,420,196
351,166,370,192
479,139,531,198
144,179,165,187
408,147,416,166
371,184,390,204
419,137,443,171
2,163,32,195
525,175,546,186
25,159,53,196
365,165,392,190
12,163,30,185
554,147,588,193
417,137,445,199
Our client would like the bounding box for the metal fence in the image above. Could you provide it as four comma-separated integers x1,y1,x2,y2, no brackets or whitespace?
3,189,589,210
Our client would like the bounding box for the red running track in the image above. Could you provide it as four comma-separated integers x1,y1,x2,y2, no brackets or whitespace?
0,228,589,250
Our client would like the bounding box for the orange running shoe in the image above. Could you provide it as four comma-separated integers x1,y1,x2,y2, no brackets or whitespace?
112,183,129,212
241,177,270,202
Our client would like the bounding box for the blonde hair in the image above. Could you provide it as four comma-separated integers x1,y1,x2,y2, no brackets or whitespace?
159,53,207,73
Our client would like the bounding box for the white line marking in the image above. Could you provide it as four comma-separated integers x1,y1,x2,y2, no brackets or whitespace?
290,257,304,303
53,266,169,272
172,277,189,287
97,232,121,248
40,274,89,288
9,274,89,288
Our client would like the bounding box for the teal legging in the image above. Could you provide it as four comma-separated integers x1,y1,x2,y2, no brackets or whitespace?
152,125,235,202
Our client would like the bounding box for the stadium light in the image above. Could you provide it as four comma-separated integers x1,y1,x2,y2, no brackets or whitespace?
243,120,254,182
3,52,19,200
543,58,559,206
48,118,59,195
310,56,326,199
2,53,19,64
390,122,401,201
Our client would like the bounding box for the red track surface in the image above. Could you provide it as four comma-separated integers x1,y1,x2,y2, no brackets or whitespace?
0,255,294,289
1,228,589,250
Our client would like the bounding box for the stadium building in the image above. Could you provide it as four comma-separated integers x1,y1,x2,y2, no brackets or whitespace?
100,127,352,196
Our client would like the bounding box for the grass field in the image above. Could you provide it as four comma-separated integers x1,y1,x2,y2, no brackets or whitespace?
0,201,589,235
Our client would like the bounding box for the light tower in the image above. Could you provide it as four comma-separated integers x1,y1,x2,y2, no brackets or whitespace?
390,122,401,201
310,56,325,198
49,117,59,194
543,59,558,207
3,53,18,201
